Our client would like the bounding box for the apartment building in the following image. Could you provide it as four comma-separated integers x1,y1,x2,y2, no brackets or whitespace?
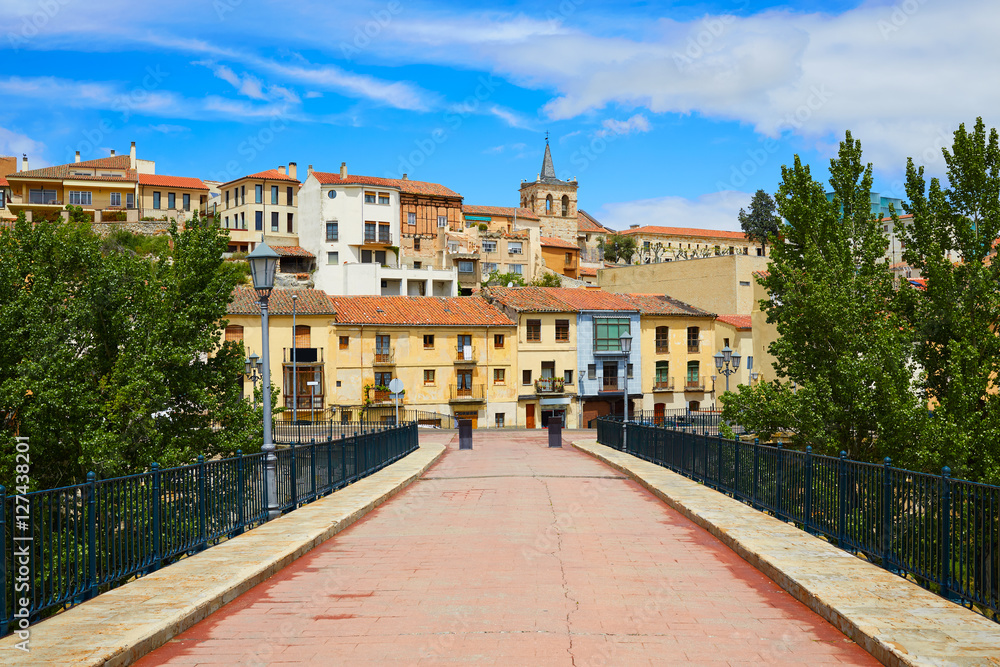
621,225,765,263
298,164,458,296
460,204,541,284
540,236,580,280
577,209,612,278
215,164,300,253
327,296,516,428
136,173,209,223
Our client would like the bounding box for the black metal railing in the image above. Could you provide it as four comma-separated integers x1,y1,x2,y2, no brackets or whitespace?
0,422,419,636
595,417,1000,621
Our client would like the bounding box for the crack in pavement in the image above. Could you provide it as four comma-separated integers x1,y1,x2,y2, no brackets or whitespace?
538,476,581,667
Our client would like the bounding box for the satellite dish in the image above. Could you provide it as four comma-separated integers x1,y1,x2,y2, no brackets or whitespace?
507,282,514,287
388,378,404,394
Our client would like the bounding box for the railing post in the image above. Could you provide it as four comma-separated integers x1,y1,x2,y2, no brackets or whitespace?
353,431,360,480
838,451,847,547
340,433,347,486
235,451,245,535
734,437,741,499
941,466,953,600
716,434,723,491
882,457,892,571
290,444,298,508
151,463,162,569
310,439,317,501
326,436,333,494
752,438,760,510
804,447,813,533
0,484,7,636
776,443,784,520
86,471,98,600
197,455,207,551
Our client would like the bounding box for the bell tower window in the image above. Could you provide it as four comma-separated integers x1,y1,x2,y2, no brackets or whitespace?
546,194,553,214
562,195,569,216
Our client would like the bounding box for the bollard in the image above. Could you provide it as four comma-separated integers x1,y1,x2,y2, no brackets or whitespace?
548,417,563,448
458,419,473,450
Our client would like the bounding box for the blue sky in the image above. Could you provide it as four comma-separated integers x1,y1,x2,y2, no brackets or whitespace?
2,0,996,231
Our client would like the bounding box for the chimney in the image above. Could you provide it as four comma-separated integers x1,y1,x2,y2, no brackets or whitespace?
307,164,313,176
21,154,28,172
278,165,286,175
288,162,297,179
340,161,347,179
110,149,116,157
75,151,81,163
129,141,136,169
402,174,408,181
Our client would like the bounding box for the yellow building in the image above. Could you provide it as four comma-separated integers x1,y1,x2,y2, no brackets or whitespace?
137,174,209,223
214,165,300,253
750,271,780,383
540,236,580,280
327,296,516,428
621,225,766,262
714,314,754,393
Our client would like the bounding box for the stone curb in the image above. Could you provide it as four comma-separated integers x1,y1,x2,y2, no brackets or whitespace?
571,438,1000,667
0,443,446,666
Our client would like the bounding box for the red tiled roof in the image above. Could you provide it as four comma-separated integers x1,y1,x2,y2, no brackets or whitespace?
488,286,636,313
540,236,579,250
273,246,315,258
221,169,300,186
617,293,714,317
0,177,7,187
550,288,636,312
463,204,539,221
621,225,748,241
329,296,514,326
716,314,752,329
577,210,611,234
227,287,336,315
579,267,597,277
313,171,461,198
908,278,927,291
752,270,770,278
10,154,136,182
880,213,913,222
138,174,208,190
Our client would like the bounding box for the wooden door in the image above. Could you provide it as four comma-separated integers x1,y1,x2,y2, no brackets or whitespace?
526,403,535,429
654,403,665,426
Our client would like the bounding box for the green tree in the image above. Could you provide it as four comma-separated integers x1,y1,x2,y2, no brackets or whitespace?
599,233,638,264
894,118,1000,482
738,189,780,254
530,272,562,287
482,271,526,287
0,212,257,489
722,132,927,463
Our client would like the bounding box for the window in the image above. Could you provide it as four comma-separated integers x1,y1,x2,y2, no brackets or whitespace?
271,211,279,232
378,223,390,243
255,184,263,204
327,251,339,265
522,369,532,385
364,222,376,242
126,193,134,209
241,185,245,204
167,192,176,209
255,210,263,231
287,213,294,234
225,324,244,341
555,319,569,341
414,237,421,250
687,361,700,386
739,281,751,287
588,364,596,379
224,216,229,229
364,191,376,204
643,241,650,251
508,264,524,275
424,370,435,385
110,192,121,206
655,326,669,352
546,194,553,213
526,319,541,342
494,368,505,384
437,215,447,228
627,363,634,379
271,185,278,205
408,212,416,225
326,222,338,241
655,361,669,384
458,261,475,273
687,327,700,352
482,262,497,275
482,240,497,253
724,337,730,348
413,261,421,269
295,325,310,347
287,187,294,205
561,194,569,216
423,334,434,349
494,334,504,348
565,252,572,264
594,317,630,351
183,193,190,211
240,212,246,229
564,370,573,384
378,192,390,205
508,241,522,254
225,190,230,207
339,335,349,349
495,413,505,428
152,191,161,209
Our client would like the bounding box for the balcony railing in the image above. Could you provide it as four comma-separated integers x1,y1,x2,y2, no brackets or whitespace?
449,384,485,401
363,232,392,245
685,381,705,392
687,342,700,353
373,350,395,365
600,377,620,392
653,379,675,392
282,394,325,411
655,342,669,354
454,345,477,363
535,377,565,394
371,389,393,404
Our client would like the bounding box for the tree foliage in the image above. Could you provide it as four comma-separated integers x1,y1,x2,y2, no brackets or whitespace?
482,271,526,287
738,189,781,253
0,213,258,489
530,272,562,287
598,233,638,264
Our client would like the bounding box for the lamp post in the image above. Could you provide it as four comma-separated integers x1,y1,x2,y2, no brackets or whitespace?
620,330,632,451
246,241,281,520
291,293,298,425
244,352,263,409
713,345,742,393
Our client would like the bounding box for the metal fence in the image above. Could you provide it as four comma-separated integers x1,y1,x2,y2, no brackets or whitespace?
596,417,1000,621
0,422,419,636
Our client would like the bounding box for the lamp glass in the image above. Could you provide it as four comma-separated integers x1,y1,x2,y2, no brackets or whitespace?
722,345,732,364
713,351,725,370
730,350,742,370
246,242,281,292
619,330,632,354
244,359,252,375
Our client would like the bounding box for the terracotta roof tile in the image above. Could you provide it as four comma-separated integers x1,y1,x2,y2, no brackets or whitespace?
273,246,315,258
540,236,579,250
10,154,136,182
463,204,539,221
138,174,208,190
621,225,748,241
227,287,336,315
716,314,752,329
881,213,913,222
577,210,611,234
0,177,7,187
222,169,300,186
579,267,597,276
312,171,460,198
487,286,636,313
617,293,715,317
329,296,514,326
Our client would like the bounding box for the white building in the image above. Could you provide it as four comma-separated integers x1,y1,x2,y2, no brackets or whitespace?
298,165,458,296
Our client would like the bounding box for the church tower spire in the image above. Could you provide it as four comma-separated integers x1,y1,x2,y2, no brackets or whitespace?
540,132,557,181
518,135,579,243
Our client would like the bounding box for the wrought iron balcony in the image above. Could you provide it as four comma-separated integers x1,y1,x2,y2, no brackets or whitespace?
685,381,705,392
653,379,675,392
687,342,700,353
535,377,565,394
600,377,620,392
373,349,395,365
454,345,478,364
449,384,485,402
363,232,393,245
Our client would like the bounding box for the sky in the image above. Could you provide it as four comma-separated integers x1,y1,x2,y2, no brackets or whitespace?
2,0,997,232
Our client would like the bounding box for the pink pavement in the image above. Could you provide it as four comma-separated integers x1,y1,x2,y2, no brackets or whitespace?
137,430,877,666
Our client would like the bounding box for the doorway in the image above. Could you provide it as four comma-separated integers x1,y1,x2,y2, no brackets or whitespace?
526,403,536,429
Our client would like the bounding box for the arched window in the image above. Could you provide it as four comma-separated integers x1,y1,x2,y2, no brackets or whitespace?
225,324,244,342
561,195,569,216
546,194,553,213
295,325,310,348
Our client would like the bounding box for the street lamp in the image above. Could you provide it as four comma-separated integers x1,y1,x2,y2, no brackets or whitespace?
713,345,742,393
244,352,263,409
620,330,632,451
246,241,281,520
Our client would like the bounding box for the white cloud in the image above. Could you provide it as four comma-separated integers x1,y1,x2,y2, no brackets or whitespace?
148,124,189,134
304,91,323,99
489,106,535,130
598,190,753,233
0,126,46,165
595,114,651,138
